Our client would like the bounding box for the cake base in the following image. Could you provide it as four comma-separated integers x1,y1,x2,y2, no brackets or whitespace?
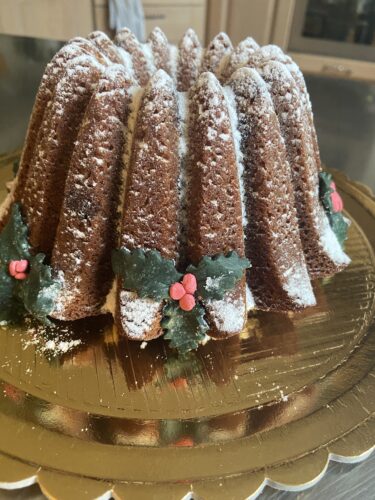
0,156,374,499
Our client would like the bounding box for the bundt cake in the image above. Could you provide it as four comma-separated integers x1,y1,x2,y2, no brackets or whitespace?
0,27,350,352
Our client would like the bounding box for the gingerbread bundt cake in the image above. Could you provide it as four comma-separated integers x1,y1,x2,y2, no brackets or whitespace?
0,28,350,351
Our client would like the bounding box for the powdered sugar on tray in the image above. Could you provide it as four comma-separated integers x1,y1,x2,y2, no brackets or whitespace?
20,319,82,356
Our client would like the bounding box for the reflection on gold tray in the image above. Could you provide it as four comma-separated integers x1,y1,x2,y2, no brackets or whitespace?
0,155,374,499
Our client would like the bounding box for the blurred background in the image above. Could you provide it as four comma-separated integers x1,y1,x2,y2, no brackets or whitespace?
0,0,375,190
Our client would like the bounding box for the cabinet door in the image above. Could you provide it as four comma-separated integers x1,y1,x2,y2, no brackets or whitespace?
143,1,206,43
226,0,276,45
0,0,94,41
206,0,276,45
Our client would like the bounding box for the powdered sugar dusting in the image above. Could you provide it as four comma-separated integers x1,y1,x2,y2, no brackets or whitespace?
119,290,161,339
246,284,255,311
223,85,248,228
207,295,246,333
202,32,233,76
319,212,351,265
141,43,156,74
117,46,135,79
169,44,178,80
21,319,81,357
283,261,316,306
176,91,190,262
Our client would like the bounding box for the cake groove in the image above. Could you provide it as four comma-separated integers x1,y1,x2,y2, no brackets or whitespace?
51,65,133,320
117,70,180,339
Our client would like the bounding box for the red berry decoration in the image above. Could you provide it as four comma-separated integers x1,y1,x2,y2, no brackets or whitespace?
179,293,196,312
169,273,198,311
169,282,186,300
330,181,344,213
8,259,29,280
182,273,197,294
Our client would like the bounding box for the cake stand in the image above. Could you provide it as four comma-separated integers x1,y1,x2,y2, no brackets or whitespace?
0,152,374,500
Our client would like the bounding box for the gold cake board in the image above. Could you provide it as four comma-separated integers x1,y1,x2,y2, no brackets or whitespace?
0,154,374,499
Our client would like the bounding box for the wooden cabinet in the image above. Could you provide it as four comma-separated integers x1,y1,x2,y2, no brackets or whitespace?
143,0,206,43
206,0,276,45
0,0,206,43
0,0,94,41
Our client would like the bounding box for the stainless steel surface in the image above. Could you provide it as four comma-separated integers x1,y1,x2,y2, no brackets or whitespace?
0,34,62,153
306,73,375,191
289,0,375,61
0,452,374,499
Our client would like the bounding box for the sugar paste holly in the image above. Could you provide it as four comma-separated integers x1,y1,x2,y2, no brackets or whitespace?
112,248,250,353
0,204,61,324
319,172,349,247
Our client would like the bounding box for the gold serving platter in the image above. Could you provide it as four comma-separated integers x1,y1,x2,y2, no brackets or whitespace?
0,153,374,499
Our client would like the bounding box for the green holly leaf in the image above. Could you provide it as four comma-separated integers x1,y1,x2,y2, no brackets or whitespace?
0,204,31,264
0,203,61,324
162,302,209,353
18,253,61,325
319,172,349,247
0,268,25,322
187,251,250,301
0,204,30,322
112,248,182,300
329,212,349,247
319,171,334,213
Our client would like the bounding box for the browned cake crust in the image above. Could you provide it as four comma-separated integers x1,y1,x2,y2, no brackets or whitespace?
0,39,103,231
283,59,323,175
148,27,171,75
221,37,259,81
68,37,113,65
50,66,133,320
201,32,233,76
115,28,150,85
87,31,124,64
259,61,347,277
115,28,150,86
229,67,315,311
244,46,323,183
116,70,180,340
187,72,247,337
177,29,202,92
19,56,103,255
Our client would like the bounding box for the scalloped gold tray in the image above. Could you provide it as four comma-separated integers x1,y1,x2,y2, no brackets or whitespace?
0,155,374,499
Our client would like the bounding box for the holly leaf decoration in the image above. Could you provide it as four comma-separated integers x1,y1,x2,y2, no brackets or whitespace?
0,204,30,322
162,302,209,353
0,203,61,324
330,212,349,247
0,267,25,322
319,171,334,213
19,254,61,325
112,248,182,300
319,172,349,247
0,204,31,263
187,251,250,301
